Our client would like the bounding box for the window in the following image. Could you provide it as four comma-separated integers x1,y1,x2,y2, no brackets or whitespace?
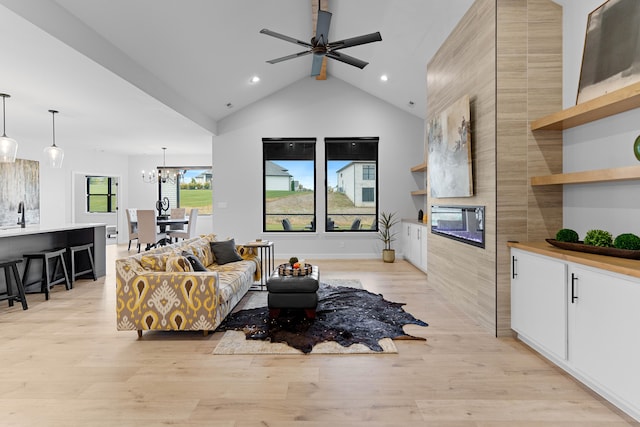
363,165,375,180
159,168,212,215
86,176,117,213
362,187,375,202
263,138,316,232
325,138,378,231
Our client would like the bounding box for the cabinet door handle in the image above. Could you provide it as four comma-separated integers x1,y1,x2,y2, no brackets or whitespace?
512,256,517,279
571,273,578,303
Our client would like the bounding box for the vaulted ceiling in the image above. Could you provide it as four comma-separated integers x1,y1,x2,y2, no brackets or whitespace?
0,0,474,156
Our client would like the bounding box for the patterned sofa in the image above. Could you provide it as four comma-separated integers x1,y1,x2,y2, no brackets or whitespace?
115,234,260,337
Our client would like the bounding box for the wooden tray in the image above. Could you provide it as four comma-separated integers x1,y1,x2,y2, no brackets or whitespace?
545,239,640,260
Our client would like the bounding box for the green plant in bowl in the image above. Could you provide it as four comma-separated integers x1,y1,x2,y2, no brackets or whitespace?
555,228,579,243
583,229,613,247
613,233,640,250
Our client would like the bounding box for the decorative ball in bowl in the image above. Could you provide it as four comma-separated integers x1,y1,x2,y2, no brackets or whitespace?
277,263,313,276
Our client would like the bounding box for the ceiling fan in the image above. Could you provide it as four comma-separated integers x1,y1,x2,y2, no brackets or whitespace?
260,9,382,77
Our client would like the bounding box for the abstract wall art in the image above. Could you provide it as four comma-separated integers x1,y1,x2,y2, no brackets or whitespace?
577,0,640,104
428,94,472,198
0,159,40,227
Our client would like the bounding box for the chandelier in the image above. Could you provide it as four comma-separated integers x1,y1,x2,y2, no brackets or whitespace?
141,147,183,184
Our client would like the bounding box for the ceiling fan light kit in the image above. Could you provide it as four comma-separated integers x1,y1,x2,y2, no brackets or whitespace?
260,9,382,77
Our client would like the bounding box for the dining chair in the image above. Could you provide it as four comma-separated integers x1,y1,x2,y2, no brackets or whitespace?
167,208,186,242
125,208,139,251
167,208,198,242
137,209,164,252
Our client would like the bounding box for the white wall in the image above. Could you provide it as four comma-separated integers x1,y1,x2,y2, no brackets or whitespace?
214,77,425,259
554,0,640,239
15,140,129,231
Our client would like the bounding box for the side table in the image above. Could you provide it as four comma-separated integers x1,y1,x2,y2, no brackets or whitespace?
243,240,274,290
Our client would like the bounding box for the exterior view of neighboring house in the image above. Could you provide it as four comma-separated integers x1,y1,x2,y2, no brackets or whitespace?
336,161,376,207
193,171,212,186
265,160,292,191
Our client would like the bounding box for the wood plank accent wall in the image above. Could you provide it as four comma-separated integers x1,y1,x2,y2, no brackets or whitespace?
426,0,563,336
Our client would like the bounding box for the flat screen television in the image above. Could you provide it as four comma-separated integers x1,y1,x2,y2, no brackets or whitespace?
430,205,485,248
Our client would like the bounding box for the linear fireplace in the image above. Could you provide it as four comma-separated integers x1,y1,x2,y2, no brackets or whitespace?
430,205,485,248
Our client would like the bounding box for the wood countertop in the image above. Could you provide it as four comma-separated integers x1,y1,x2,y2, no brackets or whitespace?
507,241,640,280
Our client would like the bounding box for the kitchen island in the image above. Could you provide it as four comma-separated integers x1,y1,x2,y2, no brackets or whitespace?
0,223,106,294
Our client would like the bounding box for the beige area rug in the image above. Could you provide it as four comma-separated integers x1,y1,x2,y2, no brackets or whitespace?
214,279,399,355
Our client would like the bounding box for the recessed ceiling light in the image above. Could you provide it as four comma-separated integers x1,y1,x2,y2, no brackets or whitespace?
380,74,389,82
249,75,260,84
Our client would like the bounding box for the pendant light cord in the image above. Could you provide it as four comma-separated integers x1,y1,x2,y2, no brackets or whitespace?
49,109,58,147
1,94,7,138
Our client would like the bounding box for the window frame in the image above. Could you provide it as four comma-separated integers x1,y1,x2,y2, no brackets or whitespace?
325,137,379,232
86,176,117,213
158,166,212,215
263,138,316,232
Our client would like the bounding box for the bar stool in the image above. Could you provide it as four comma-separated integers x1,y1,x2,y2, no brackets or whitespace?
0,258,28,310
69,243,97,283
22,248,71,300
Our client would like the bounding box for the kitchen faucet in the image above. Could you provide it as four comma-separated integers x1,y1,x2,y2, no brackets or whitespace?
17,201,25,228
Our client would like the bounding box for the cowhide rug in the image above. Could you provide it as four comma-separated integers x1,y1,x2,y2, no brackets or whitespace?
216,283,428,354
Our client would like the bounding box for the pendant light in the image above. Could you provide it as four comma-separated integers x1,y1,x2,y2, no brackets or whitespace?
0,93,18,163
43,109,64,168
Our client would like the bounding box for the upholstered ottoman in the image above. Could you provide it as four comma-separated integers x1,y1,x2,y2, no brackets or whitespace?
267,265,319,319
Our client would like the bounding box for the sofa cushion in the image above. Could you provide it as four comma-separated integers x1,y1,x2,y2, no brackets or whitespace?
140,253,171,271
166,255,194,272
210,239,243,265
187,239,214,266
181,251,207,271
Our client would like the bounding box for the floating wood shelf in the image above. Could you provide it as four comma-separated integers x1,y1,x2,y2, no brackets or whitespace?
531,165,640,186
531,81,640,131
411,189,428,196
410,162,427,172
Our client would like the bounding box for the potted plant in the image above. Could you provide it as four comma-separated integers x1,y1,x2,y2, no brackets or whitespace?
378,211,399,263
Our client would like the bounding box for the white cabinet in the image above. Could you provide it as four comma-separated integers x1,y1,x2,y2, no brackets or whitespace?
510,249,567,361
568,265,640,416
510,248,640,421
401,221,427,273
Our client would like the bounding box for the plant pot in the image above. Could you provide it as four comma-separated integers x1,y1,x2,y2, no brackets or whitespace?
382,249,395,263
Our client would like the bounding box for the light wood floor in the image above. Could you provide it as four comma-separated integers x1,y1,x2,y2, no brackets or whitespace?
0,244,638,426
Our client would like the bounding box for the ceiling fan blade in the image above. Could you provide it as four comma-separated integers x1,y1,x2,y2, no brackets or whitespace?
266,50,313,64
328,32,382,51
311,53,325,76
326,51,369,69
315,10,332,46
260,29,312,48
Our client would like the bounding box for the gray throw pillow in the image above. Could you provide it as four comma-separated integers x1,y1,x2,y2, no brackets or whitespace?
210,239,243,265
181,251,207,272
